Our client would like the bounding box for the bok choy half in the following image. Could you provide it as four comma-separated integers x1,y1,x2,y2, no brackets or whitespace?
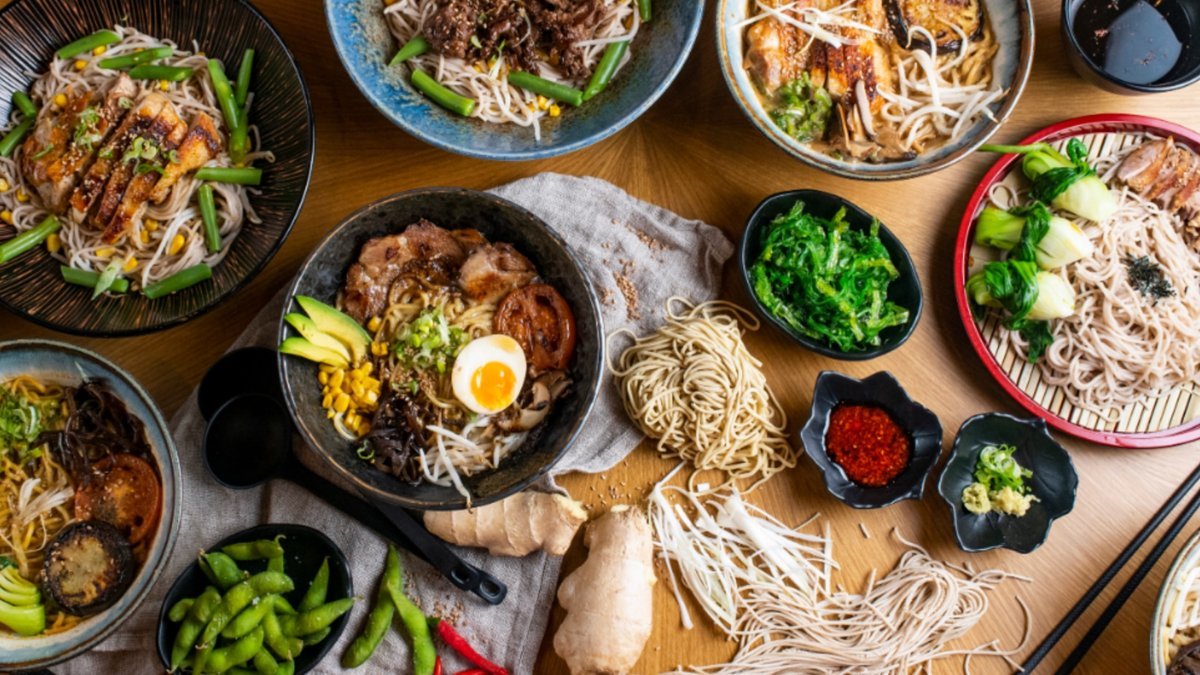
974,202,1093,270
980,138,1117,223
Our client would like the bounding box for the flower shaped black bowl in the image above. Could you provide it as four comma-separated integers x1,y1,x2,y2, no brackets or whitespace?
938,413,1078,554
739,190,924,361
799,371,943,508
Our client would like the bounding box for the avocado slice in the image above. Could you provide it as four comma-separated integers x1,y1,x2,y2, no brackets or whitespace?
294,295,371,364
284,313,353,362
279,336,351,368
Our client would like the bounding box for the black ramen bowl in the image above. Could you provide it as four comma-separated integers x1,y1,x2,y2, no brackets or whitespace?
938,413,1078,554
1062,0,1200,94
0,0,313,336
156,524,352,675
740,190,924,361
279,188,603,511
799,371,943,509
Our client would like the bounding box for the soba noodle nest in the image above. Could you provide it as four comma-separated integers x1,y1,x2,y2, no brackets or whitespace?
992,138,1200,418
0,26,272,288
609,299,798,489
383,0,639,141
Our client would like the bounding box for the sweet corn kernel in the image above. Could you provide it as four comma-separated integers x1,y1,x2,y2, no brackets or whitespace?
0,179,9,192
139,230,150,244
159,80,170,91
344,412,359,430
318,371,330,385
168,233,186,255
144,218,160,232
0,210,11,224
365,390,379,406
329,369,345,391
326,409,336,420
536,95,549,111
73,59,87,71
15,189,28,203
95,247,115,259
53,93,67,107
321,393,333,409
92,45,108,56
357,421,372,436
358,361,373,376
548,104,561,118
45,233,61,254
123,257,138,272
351,384,365,401
366,316,381,333
333,393,350,413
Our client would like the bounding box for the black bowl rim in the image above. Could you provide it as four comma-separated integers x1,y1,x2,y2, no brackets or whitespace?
154,523,354,674
277,186,604,510
1060,0,1200,93
739,189,924,361
0,0,315,337
799,370,943,509
937,412,1079,553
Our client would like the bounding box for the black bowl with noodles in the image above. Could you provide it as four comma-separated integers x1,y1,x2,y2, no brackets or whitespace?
0,0,313,336
278,188,604,511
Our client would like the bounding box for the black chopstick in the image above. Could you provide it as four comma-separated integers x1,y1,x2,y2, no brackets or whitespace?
1054,482,1200,673
1020,461,1200,672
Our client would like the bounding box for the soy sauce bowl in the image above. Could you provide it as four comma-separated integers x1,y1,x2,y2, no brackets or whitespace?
156,524,353,674
1062,0,1200,94
799,371,943,509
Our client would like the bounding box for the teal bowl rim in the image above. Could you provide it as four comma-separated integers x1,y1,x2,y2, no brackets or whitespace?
1151,527,1200,673
0,338,181,669
323,0,705,161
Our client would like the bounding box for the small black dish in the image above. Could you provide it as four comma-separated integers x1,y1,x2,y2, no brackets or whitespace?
938,413,1078,554
198,347,285,422
156,524,353,674
1062,0,1200,94
739,190,923,361
799,371,943,509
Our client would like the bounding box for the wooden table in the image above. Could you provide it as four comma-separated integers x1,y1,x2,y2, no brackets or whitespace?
2,0,1197,672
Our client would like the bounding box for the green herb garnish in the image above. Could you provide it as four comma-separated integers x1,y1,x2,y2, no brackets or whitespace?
392,308,468,374
973,444,1032,494
770,74,831,143
72,105,102,150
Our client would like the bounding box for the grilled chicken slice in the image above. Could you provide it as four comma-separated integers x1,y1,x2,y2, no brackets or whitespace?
149,112,222,204
458,243,537,303
1173,166,1200,216
746,10,807,93
91,97,186,239
450,228,489,255
1144,146,1193,204
104,106,190,243
1117,138,1173,192
19,76,136,212
70,94,168,224
1117,137,1200,224
341,221,469,322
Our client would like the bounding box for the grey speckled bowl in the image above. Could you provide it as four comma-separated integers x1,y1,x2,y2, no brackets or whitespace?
0,339,180,671
324,0,704,160
279,188,603,510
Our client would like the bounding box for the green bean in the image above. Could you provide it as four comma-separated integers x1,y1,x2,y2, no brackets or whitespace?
583,41,628,101
301,626,330,646
205,626,264,673
12,91,37,118
56,30,121,60
194,572,294,672
384,545,436,675
234,49,255,108
252,647,278,675
142,263,212,299
170,586,222,670
98,46,174,70
281,597,355,637
207,58,242,133
91,259,121,299
341,552,396,668
61,266,130,293
127,65,194,82
272,595,297,615
390,36,430,65
229,106,249,164
507,71,584,107
222,538,285,561
194,166,262,185
0,118,34,158
298,558,329,612
262,608,302,661
0,215,59,263
168,598,195,623
637,0,651,22
222,596,273,640
203,551,248,590
411,70,476,117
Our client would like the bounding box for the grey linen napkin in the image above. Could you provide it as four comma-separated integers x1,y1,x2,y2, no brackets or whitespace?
64,173,732,675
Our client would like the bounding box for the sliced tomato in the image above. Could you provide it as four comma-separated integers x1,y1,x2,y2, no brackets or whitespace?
494,283,577,372
74,453,162,546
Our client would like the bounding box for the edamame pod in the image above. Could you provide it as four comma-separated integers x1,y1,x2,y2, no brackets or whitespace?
263,608,302,661
203,551,247,590
168,598,195,623
385,546,436,675
341,554,396,668
252,646,279,675
194,572,293,673
280,597,355,637
204,626,264,673
301,626,330,646
222,538,285,561
170,586,221,670
222,596,273,640
298,558,329,612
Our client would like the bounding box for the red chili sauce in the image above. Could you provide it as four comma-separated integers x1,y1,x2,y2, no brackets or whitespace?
825,404,911,487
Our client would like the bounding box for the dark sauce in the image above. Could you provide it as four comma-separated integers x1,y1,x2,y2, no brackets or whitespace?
1072,0,1192,85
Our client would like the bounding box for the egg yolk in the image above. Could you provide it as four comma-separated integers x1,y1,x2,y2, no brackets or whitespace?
471,361,518,411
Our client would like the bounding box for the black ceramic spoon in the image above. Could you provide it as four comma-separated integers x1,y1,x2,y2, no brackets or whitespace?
203,393,506,605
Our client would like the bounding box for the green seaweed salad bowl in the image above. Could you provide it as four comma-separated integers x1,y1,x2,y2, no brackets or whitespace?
739,190,924,361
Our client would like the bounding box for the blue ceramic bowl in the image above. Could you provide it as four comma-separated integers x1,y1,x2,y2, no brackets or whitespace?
0,340,181,670
324,0,703,160
938,413,1077,554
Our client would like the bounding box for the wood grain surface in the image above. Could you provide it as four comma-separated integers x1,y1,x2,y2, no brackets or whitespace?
1,0,1196,672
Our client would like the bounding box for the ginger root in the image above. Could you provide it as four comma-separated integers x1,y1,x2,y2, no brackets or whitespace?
423,491,587,557
553,505,656,675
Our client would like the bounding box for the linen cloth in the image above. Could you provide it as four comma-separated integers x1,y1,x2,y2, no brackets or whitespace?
64,173,732,674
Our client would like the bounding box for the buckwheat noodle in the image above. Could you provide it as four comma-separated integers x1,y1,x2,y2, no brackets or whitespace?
608,299,797,489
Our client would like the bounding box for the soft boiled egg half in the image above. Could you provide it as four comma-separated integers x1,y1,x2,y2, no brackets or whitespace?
451,335,527,415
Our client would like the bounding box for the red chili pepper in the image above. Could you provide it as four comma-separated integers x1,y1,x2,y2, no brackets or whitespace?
434,657,443,675
435,620,510,675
